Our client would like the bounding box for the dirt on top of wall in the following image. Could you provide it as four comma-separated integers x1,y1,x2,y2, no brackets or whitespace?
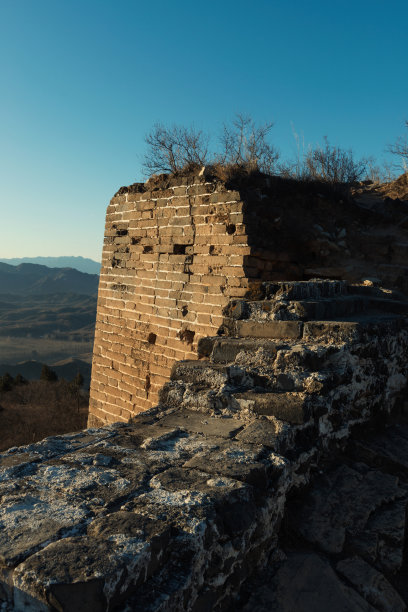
116,165,408,203
379,171,408,200
113,169,408,292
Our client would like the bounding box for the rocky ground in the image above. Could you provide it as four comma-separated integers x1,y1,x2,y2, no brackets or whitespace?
239,422,408,611
1,280,407,611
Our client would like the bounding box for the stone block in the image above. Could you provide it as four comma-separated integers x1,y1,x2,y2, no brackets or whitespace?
243,552,377,612
157,410,245,438
303,321,359,342
337,557,405,612
235,418,288,453
233,391,311,424
236,320,303,340
184,444,268,489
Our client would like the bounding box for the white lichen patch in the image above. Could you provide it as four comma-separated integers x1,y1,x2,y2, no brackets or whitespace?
142,488,209,508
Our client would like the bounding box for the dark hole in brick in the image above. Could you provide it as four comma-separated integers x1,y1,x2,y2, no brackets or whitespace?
111,258,118,268
181,306,188,317
144,374,151,398
209,245,215,254
173,244,187,255
116,229,128,236
226,224,236,235
179,329,195,344
143,246,153,254
148,333,157,344
111,283,129,292
131,237,141,245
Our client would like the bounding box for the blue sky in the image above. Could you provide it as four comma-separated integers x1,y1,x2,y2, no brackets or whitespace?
0,0,407,261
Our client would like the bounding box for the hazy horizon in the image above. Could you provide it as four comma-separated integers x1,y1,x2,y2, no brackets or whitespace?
0,255,101,263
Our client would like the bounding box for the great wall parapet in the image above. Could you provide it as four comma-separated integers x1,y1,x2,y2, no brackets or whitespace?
2,173,408,610
1,279,408,610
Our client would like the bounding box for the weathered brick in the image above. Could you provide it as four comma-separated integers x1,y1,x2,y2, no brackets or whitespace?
89,180,285,425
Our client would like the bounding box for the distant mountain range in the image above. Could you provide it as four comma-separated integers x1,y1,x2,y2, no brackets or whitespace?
0,256,100,275
0,261,98,374
0,262,99,295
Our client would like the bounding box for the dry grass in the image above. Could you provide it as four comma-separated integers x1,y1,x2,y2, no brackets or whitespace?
0,380,89,452
378,171,408,199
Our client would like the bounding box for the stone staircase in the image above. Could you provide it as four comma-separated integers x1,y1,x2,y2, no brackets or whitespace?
160,280,408,458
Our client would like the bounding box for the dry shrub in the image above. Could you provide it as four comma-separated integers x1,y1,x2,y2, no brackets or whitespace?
216,114,280,175
143,124,209,175
210,162,263,184
388,120,408,173
377,171,408,200
304,137,368,185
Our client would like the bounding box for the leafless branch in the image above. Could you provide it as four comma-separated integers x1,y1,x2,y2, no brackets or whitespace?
142,123,209,175
305,137,368,184
216,114,279,173
388,120,408,172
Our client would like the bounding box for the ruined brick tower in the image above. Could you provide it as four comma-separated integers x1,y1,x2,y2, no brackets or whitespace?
89,172,255,426
89,170,408,426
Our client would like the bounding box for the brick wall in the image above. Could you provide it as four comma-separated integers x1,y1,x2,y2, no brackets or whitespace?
88,173,252,426
89,171,408,426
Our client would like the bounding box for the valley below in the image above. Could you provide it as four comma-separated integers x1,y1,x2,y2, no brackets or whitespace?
0,262,98,386
0,292,96,385
0,261,99,450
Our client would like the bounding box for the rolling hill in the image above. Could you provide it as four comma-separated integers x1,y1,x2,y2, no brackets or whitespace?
0,262,99,367
0,262,99,295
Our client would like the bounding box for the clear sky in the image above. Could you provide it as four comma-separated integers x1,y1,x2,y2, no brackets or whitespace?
0,0,407,262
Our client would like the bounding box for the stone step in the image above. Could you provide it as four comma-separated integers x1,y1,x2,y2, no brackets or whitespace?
231,391,319,425
240,295,368,322
376,263,408,288
260,280,348,301
198,337,280,363
170,360,275,391
390,241,408,265
227,290,408,323
221,313,406,344
368,297,408,315
163,364,345,415
198,337,338,374
303,315,406,343
227,316,405,344
234,320,304,340
170,361,229,386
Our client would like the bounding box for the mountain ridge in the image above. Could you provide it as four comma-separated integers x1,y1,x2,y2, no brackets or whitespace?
0,262,99,295
0,256,100,275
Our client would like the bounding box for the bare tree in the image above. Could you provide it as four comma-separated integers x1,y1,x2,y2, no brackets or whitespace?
142,114,279,177
365,159,396,184
142,123,209,175
388,120,408,172
217,114,279,174
305,137,368,184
